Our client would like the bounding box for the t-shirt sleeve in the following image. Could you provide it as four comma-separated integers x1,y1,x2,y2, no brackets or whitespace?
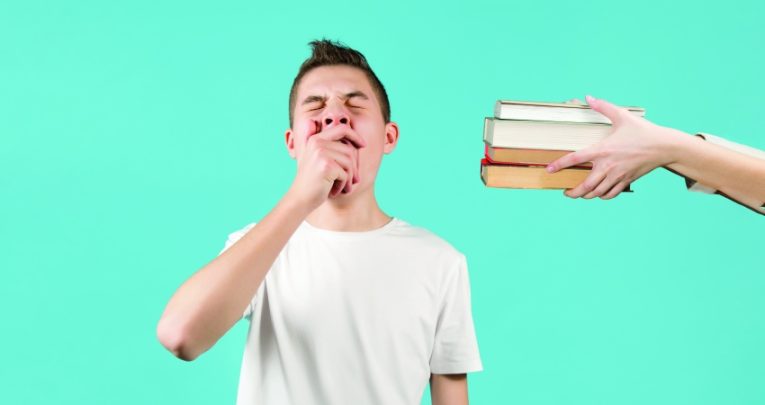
430,253,483,374
683,133,765,215
684,133,765,192
217,222,260,320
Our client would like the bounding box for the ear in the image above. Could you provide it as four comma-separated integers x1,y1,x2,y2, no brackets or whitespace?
285,128,297,159
383,121,399,154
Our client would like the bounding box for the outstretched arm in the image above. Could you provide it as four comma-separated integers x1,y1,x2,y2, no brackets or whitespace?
547,95,765,212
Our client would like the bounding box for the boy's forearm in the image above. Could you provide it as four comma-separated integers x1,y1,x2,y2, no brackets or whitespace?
664,132,765,210
156,189,313,361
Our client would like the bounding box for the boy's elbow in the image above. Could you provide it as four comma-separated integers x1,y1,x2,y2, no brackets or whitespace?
156,317,202,362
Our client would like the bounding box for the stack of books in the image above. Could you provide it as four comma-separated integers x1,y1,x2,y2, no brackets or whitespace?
480,100,646,189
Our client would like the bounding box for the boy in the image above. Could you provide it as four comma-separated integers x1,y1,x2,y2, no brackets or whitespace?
157,39,482,405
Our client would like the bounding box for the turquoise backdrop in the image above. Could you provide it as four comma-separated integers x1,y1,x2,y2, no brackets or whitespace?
1,0,763,404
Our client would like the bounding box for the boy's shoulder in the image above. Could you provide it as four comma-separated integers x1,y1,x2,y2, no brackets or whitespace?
391,218,465,261
392,217,456,245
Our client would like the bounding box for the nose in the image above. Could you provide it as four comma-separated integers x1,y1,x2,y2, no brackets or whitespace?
320,108,351,129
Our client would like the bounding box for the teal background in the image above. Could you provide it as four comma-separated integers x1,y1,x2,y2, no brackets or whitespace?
2,0,763,403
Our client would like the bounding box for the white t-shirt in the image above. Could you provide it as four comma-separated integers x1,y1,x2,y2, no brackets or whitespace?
217,217,483,405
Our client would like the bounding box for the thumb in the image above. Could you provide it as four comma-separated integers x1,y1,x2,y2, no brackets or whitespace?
586,95,624,125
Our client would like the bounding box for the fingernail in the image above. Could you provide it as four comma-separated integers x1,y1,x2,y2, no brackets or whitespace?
546,165,554,173
585,95,595,104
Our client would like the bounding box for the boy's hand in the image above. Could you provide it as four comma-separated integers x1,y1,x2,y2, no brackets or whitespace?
288,120,366,209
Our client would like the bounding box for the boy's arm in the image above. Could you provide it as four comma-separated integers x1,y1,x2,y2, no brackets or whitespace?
430,374,469,405
156,191,311,361
155,124,365,361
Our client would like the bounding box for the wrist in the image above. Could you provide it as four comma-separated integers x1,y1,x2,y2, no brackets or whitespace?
282,185,320,216
656,126,693,166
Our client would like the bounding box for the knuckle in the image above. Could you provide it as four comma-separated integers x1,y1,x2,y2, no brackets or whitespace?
319,159,333,171
310,140,325,152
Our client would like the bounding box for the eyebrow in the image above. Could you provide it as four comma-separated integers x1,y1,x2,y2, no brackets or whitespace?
301,91,370,106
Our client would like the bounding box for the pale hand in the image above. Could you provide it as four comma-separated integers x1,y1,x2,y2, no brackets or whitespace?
547,95,686,199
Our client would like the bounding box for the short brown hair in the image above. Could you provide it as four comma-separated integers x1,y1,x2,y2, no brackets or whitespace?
288,39,390,125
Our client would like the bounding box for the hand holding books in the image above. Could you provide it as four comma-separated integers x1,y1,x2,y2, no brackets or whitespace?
545,95,765,214
481,95,765,214
545,95,685,200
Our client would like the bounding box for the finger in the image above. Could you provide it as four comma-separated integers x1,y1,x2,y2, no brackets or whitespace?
301,120,321,150
547,148,597,173
346,147,360,191
330,178,343,198
586,95,626,125
601,180,629,200
326,139,358,187
309,120,320,137
328,164,350,198
341,147,354,194
583,174,622,199
565,169,607,198
354,146,359,184
338,139,354,188
304,120,321,145
323,140,356,169
340,139,359,185
323,148,354,194
324,149,353,178
315,124,367,149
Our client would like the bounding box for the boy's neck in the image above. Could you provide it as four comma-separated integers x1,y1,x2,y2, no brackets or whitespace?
305,188,391,232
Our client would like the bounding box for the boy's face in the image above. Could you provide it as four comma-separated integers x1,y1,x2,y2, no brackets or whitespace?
285,65,399,199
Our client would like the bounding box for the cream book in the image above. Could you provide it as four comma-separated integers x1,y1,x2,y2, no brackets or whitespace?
483,117,612,151
495,100,645,124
